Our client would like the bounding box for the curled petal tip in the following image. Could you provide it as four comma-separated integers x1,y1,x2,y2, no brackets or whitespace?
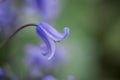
63,27,70,39
39,22,70,42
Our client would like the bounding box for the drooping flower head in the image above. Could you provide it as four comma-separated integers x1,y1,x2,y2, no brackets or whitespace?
36,22,69,60
25,0,60,21
0,0,16,36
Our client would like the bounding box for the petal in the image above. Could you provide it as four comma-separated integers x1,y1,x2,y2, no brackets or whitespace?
38,22,70,42
36,26,56,60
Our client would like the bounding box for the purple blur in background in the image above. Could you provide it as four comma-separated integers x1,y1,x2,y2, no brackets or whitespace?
0,0,16,36
42,75,56,80
25,0,60,21
67,76,75,80
24,43,67,78
0,68,4,79
42,75,75,80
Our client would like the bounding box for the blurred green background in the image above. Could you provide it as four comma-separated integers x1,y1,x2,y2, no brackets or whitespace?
1,0,120,80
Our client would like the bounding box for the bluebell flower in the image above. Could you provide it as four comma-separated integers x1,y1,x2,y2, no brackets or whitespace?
36,22,69,60
42,75,56,80
0,0,16,36
25,0,60,21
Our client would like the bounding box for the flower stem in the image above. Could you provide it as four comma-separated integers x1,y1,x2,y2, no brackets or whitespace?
0,24,37,48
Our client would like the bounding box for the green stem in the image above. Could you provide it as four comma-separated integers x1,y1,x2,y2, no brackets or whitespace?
0,24,37,48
